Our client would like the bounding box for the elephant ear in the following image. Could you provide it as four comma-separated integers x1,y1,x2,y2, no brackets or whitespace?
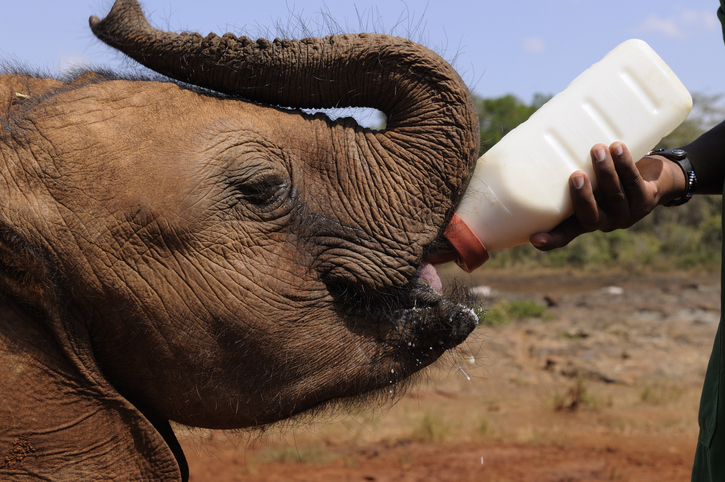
0,196,188,480
0,294,189,480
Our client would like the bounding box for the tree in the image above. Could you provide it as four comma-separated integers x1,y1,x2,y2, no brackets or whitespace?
656,93,725,149
476,94,551,155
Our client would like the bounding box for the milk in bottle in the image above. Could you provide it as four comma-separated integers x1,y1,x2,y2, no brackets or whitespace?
436,39,692,272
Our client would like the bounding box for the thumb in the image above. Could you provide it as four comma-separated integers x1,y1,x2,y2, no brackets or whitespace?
530,217,592,251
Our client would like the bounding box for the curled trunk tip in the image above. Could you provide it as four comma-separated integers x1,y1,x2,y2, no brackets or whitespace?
89,0,153,39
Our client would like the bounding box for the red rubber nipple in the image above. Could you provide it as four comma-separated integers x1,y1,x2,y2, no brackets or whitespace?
426,213,489,273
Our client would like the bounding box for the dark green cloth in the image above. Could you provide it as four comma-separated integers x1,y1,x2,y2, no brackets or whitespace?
690,4,725,480
692,275,723,480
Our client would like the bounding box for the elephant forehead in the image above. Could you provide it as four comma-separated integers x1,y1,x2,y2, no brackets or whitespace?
30,83,225,209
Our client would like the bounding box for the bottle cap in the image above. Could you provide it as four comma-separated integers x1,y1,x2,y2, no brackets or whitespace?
426,213,489,273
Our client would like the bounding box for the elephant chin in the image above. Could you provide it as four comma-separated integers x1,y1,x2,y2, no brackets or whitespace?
388,273,478,355
335,262,479,382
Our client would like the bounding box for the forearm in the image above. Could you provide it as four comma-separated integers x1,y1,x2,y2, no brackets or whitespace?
682,119,725,195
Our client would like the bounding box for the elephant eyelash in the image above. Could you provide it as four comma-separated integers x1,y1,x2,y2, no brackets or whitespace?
230,174,290,207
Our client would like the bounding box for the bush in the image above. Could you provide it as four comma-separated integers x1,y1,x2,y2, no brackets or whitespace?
256,445,331,465
553,378,596,412
639,379,685,405
412,413,451,442
480,299,549,326
484,197,722,272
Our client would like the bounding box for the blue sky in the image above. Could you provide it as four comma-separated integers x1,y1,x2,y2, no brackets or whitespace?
1,0,723,105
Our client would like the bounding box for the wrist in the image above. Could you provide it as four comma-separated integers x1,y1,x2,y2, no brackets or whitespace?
648,148,697,206
662,160,687,205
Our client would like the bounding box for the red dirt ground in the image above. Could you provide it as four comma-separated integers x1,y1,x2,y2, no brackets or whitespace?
182,434,694,481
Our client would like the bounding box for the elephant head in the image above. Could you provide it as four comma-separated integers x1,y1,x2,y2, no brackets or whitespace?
0,0,479,479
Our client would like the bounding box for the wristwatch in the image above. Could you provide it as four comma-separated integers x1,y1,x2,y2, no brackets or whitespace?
647,148,697,206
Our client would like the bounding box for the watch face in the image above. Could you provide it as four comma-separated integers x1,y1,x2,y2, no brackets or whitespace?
670,149,686,158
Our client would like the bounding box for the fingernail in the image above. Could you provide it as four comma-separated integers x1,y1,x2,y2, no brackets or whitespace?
593,146,607,162
571,173,585,190
612,143,623,157
531,237,546,248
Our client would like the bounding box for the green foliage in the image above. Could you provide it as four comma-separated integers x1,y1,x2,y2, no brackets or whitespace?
477,93,551,155
256,445,331,465
478,417,490,435
506,299,548,318
485,207,722,271
480,299,549,326
474,91,724,271
639,378,685,405
412,413,451,442
655,93,725,149
553,377,596,412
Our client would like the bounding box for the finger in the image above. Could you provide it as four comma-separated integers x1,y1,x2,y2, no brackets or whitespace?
530,171,598,251
530,216,593,251
591,144,628,214
569,171,600,229
610,142,646,209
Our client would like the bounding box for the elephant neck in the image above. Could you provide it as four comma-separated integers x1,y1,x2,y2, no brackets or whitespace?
0,297,188,480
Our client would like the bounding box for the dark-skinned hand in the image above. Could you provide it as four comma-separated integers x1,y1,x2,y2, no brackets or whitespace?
530,141,686,251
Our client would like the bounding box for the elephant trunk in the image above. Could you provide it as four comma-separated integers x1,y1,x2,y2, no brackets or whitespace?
89,0,479,198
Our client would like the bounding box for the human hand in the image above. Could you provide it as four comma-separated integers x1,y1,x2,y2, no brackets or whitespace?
530,141,686,251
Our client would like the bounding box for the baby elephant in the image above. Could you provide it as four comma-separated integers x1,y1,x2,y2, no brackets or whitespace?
0,0,479,479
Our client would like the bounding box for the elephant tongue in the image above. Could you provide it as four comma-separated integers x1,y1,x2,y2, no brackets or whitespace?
415,262,443,294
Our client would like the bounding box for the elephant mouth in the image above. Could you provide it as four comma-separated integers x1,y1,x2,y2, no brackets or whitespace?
334,260,479,377
391,263,479,352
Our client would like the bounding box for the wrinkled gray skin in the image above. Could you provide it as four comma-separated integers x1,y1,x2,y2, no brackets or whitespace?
0,0,480,480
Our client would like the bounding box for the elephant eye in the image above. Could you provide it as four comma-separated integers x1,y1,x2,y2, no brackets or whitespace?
229,164,291,208
236,175,288,205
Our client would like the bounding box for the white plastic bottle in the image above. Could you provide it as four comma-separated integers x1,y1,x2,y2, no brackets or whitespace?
439,39,692,272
